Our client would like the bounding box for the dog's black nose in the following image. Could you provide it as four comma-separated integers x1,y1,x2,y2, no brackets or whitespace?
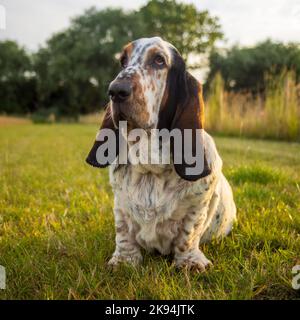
108,81,132,102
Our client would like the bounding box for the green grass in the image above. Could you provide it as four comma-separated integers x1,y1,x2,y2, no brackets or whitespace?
0,124,299,300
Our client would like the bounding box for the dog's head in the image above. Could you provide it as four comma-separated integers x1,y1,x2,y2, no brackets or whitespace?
86,37,211,181
108,37,171,129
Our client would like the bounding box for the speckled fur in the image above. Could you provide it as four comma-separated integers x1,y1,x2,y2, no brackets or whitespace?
108,132,236,270
90,37,237,271
110,37,170,129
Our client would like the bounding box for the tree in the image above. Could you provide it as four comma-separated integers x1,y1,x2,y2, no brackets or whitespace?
206,40,300,94
34,7,145,116
0,41,37,114
2,2,224,116
139,0,223,65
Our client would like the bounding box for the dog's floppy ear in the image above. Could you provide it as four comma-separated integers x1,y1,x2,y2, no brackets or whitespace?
158,49,211,181
86,104,119,168
171,72,211,181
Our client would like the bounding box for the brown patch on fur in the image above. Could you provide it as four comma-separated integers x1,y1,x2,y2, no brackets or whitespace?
123,42,134,59
159,84,169,112
170,73,211,181
177,245,186,252
150,79,155,92
173,80,205,130
132,73,145,106
145,46,161,63
130,72,150,125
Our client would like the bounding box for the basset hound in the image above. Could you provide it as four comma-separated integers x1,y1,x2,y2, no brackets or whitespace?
86,37,236,271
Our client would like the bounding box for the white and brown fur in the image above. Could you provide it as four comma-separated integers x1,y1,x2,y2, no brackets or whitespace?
86,37,236,271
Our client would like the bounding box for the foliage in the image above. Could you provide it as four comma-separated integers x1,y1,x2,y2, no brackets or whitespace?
0,41,37,114
0,1,223,116
34,7,145,117
206,40,300,94
0,124,299,299
139,0,223,63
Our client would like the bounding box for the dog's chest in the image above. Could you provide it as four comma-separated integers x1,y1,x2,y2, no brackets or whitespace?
112,164,181,219
110,164,213,254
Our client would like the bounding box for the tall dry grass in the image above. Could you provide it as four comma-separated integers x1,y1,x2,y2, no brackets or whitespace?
0,115,32,126
205,71,300,141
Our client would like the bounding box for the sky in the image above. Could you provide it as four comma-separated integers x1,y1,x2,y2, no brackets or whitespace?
0,0,300,51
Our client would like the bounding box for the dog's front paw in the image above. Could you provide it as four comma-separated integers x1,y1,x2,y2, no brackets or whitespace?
108,252,142,268
174,250,212,272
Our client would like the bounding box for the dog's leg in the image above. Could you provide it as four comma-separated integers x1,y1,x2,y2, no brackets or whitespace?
201,175,237,243
173,202,214,272
108,208,142,267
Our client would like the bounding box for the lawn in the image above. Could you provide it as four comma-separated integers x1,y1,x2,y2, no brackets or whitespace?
0,124,299,300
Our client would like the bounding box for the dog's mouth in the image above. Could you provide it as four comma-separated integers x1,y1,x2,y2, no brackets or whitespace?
111,102,132,127
111,99,149,130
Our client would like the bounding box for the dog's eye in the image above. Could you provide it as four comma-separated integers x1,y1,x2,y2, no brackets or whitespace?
154,55,165,66
120,56,128,68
